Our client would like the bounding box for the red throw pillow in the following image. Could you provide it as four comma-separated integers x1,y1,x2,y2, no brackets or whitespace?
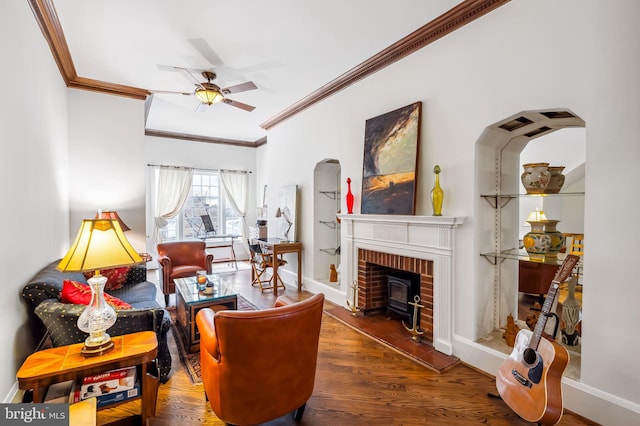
83,266,130,291
61,280,133,310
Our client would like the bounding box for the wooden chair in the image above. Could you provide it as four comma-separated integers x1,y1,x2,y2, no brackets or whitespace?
248,240,287,293
569,233,584,256
562,233,584,284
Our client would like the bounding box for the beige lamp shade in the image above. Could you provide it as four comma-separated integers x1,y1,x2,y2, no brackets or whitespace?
58,219,142,273
526,209,547,222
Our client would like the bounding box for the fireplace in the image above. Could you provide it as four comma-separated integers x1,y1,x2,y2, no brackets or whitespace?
387,274,420,325
339,214,463,355
357,248,434,342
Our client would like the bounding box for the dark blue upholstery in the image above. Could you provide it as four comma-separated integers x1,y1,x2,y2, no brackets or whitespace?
22,260,172,383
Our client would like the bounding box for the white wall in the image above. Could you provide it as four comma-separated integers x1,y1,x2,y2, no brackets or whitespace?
1,2,70,399
258,0,640,422
67,90,147,250
66,90,258,259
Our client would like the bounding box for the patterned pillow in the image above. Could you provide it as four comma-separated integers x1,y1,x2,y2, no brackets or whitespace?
83,267,131,291
61,280,133,310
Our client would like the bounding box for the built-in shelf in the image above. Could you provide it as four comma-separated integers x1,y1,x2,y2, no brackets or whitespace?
320,248,340,255
319,220,338,229
480,248,583,270
319,190,340,200
480,191,585,208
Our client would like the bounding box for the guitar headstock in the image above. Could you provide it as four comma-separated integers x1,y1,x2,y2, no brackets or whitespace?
553,254,580,284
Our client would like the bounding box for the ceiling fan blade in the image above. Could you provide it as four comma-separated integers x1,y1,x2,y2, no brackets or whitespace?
151,90,192,96
188,38,224,67
195,102,209,113
173,66,205,88
223,98,255,112
222,81,257,94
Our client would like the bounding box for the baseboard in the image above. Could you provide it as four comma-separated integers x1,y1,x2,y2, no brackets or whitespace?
3,331,51,403
453,335,640,425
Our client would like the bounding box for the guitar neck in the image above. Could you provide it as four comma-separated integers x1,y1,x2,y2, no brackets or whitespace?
528,280,560,349
527,255,580,351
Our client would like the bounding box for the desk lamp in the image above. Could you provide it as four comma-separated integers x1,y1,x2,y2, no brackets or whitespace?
57,218,142,356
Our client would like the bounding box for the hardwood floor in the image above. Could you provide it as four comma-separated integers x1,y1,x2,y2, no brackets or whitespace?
96,263,597,425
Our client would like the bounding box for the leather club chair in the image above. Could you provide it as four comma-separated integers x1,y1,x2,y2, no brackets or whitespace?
157,241,213,305
196,293,325,425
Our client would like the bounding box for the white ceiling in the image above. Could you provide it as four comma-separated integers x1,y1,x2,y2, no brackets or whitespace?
53,0,462,142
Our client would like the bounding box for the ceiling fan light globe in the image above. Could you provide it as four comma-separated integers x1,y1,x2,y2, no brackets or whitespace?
195,88,224,105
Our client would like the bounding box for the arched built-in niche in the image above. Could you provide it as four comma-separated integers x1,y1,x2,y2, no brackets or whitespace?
474,109,585,380
313,159,341,286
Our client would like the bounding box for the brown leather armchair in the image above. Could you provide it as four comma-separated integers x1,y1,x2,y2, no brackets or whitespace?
157,241,213,305
195,293,324,425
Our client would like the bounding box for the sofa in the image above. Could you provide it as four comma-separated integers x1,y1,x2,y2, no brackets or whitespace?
21,260,172,383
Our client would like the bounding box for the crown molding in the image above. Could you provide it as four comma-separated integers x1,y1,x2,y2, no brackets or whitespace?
28,0,509,139
28,0,150,100
260,0,510,130
145,129,263,148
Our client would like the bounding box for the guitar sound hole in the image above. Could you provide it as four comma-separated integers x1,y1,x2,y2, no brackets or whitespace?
523,348,537,367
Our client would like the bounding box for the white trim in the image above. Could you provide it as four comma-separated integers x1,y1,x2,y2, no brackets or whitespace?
338,214,464,356
453,336,640,425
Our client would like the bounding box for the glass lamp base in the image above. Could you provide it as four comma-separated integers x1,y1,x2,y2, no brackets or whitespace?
81,338,115,357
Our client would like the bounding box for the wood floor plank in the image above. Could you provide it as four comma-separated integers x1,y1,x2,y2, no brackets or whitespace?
94,264,596,426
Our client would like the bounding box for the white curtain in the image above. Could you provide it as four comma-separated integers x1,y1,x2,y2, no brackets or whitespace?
154,166,194,243
220,170,249,241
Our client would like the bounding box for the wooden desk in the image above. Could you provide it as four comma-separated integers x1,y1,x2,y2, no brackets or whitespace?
257,238,302,296
17,331,159,425
518,259,559,296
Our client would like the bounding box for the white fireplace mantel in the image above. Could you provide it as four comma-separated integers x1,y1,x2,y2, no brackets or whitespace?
338,214,464,355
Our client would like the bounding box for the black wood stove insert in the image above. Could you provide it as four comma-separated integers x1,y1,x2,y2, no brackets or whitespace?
386,273,420,325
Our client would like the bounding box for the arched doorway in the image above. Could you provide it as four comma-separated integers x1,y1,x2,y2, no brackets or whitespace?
313,159,341,285
474,109,585,380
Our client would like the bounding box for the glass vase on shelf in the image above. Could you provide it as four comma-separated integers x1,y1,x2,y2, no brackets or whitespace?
431,165,444,216
346,177,354,214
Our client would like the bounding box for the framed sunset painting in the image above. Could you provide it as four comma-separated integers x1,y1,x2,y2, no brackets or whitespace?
361,102,421,215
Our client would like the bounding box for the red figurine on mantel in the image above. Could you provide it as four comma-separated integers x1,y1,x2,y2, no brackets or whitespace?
346,177,354,214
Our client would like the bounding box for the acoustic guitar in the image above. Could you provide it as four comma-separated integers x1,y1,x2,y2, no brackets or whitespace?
496,254,579,425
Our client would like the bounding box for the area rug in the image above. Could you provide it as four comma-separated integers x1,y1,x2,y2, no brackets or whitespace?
169,295,258,384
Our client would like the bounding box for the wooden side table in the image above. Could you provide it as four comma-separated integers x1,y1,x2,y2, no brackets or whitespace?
17,331,159,425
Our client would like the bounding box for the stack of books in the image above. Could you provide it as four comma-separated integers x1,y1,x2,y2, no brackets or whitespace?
70,366,139,408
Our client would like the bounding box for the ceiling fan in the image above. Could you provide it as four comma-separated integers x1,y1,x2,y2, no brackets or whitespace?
154,67,257,112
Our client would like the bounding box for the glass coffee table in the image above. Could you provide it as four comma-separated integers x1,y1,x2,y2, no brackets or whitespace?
174,274,238,353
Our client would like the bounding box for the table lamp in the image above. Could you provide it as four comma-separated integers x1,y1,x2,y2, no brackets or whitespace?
57,218,142,356
95,209,131,232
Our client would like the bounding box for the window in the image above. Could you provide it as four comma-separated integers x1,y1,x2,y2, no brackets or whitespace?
159,172,241,242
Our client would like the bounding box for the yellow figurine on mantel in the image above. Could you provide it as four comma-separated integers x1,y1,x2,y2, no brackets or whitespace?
431,165,444,216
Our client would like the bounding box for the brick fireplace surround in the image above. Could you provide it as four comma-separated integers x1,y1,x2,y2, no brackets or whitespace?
358,249,434,343
340,214,464,355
